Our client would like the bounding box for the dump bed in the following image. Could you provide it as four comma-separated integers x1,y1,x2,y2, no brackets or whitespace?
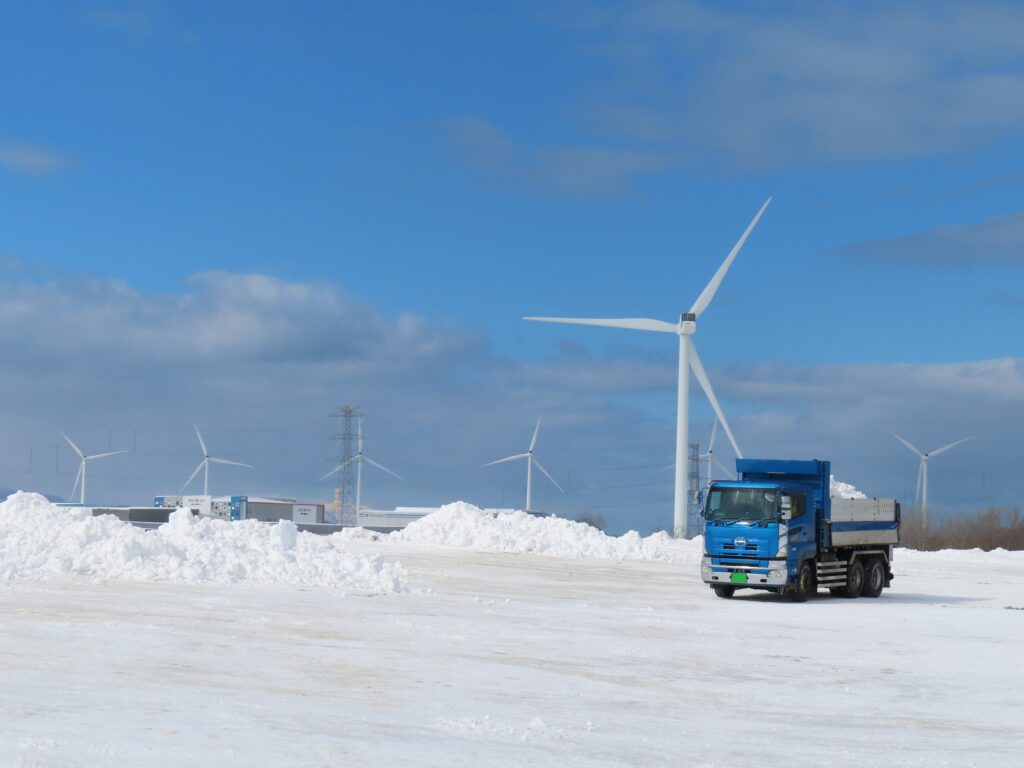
826,498,900,547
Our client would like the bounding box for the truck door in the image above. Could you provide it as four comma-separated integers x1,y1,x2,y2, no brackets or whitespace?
785,493,814,562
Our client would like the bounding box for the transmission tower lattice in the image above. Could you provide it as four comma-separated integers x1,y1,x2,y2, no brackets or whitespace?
686,442,702,538
330,406,362,525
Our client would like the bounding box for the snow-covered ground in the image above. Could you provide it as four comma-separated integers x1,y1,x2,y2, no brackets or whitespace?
1,495,1022,767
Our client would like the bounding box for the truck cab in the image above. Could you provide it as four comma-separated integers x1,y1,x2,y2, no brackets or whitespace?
701,459,899,602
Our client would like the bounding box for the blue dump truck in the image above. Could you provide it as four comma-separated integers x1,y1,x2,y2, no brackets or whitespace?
701,459,900,601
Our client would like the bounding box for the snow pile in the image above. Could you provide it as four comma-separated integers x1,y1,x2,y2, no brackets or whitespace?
830,476,866,499
388,502,702,562
0,492,404,593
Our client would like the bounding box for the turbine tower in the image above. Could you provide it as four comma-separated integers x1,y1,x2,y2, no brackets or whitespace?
62,433,127,506
484,416,563,512
182,425,253,496
891,432,972,527
525,198,771,537
321,418,401,514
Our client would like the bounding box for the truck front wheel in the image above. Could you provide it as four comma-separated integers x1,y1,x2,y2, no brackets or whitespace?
862,558,885,598
789,562,814,603
843,559,865,598
712,585,736,599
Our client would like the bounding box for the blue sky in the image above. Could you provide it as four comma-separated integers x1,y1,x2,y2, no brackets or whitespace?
1,2,1022,532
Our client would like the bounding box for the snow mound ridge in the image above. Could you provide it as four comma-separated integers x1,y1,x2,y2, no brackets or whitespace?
390,502,701,562
830,476,867,499
0,492,404,593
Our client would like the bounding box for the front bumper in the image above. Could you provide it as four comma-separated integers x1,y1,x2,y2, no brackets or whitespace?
701,555,789,587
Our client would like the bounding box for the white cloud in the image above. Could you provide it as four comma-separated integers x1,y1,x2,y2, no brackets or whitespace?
840,210,1024,266
0,142,66,176
534,1,1024,171
445,117,679,197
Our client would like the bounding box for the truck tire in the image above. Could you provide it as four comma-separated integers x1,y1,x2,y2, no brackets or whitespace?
843,559,865,598
712,585,736,599
789,561,814,603
862,558,885,598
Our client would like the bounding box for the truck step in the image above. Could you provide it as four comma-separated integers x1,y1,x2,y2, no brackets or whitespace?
816,562,848,585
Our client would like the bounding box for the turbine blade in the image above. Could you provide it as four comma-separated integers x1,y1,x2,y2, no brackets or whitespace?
531,457,564,493
181,459,205,493
320,465,343,481
86,450,128,461
194,425,208,457
483,453,529,467
689,197,772,317
524,316,677,333
62,433,84,459
891,432,923,458
928,436,973,459
713,457,736,480
71,462,83,500
708,419,718,453
529,416,542,452
688,342,742,458
334,455,358,471
363,455,402,480
209,457,253,469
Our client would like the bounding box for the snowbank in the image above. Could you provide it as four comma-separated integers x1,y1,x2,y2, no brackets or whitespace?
384,502,702,562
830,476,866,499
0,492,404,593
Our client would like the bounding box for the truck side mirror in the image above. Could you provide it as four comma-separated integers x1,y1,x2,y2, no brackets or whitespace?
780,496,792,520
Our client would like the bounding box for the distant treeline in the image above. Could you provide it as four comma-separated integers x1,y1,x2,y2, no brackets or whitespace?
900,507,1024,551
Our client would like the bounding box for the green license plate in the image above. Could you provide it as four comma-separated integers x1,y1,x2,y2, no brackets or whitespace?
730,572,748,584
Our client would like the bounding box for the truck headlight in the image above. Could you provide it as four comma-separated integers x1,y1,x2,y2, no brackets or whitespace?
768,568,786,579
701,557,712,575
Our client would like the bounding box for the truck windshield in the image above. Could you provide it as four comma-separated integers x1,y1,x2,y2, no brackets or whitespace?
705,488,778,522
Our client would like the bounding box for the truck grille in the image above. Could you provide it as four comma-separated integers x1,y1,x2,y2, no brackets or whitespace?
722,542,759,552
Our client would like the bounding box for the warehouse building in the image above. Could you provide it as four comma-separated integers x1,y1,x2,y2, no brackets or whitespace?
154,495,326,524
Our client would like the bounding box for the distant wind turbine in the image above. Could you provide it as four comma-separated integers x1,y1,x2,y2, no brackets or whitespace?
525,198,771,537
182,425,253,496
62,433,127,506
484,416,563,512
701,420,735,488
891,432,972,527
321,418,401,514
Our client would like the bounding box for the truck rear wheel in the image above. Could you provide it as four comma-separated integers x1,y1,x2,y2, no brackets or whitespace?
789,561,814,603
843,559,865,598
712,585,736,599
862,558,885,598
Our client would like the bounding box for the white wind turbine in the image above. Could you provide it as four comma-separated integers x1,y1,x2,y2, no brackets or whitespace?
891,432,972,526
526,198,771,537
321,418,401,514
484,416,563,512
62,433,127,506
182,425,253,495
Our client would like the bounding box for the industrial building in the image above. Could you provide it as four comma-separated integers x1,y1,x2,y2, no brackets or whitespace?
154,495,326,524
